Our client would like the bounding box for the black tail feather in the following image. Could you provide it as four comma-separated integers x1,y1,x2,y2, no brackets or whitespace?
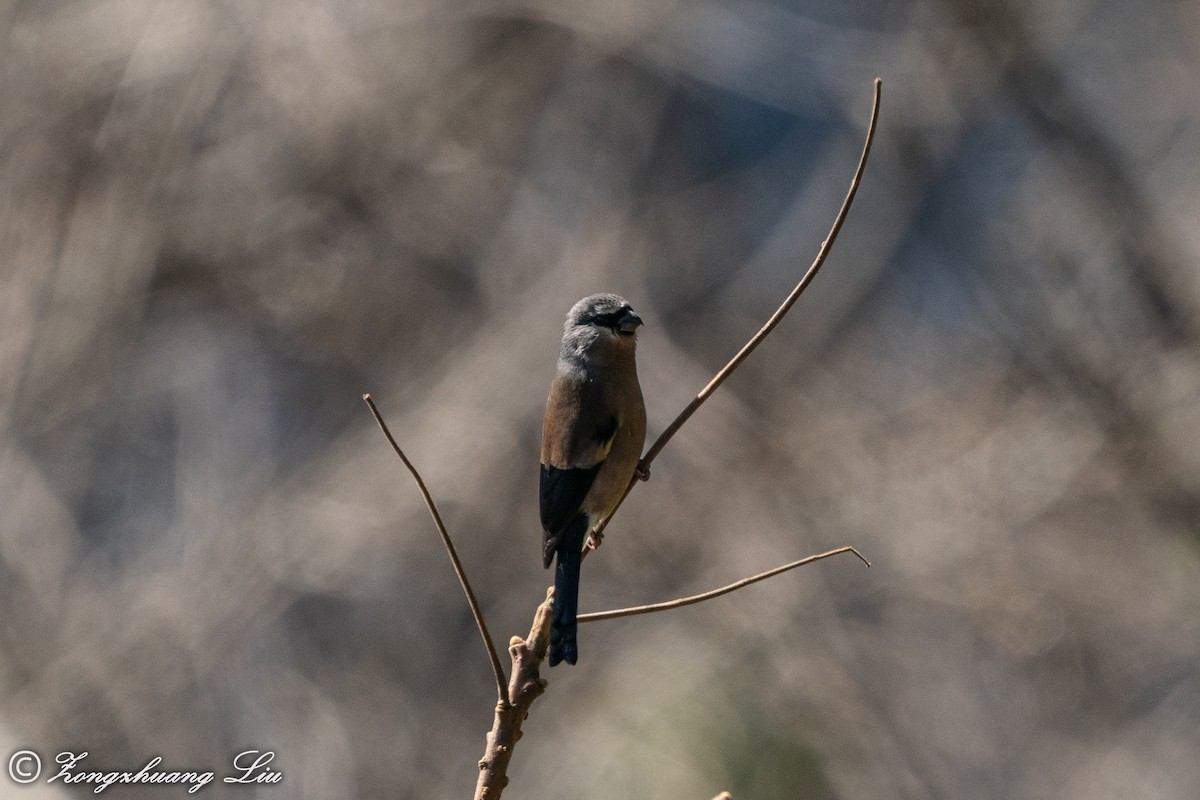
549,517,587,666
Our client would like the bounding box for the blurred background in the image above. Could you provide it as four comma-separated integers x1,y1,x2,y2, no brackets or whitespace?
2,1,1199,798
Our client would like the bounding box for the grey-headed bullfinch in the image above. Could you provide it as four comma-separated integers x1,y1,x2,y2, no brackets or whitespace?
540,294,646,666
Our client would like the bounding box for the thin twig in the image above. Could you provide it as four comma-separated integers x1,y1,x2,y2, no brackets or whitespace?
363,393,509,704
589,78,883,545
578,546,870,623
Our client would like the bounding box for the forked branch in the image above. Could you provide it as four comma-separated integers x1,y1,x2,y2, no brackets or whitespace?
477,77,881,800
367,77,883,800
475,590,554,800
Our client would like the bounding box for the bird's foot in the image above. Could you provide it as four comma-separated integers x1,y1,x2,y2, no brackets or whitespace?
586,530,604,550
635,464,650,482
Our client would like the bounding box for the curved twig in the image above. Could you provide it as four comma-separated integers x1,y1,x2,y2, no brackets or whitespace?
364,393,509,705
589,78,883,545
579,546,870,622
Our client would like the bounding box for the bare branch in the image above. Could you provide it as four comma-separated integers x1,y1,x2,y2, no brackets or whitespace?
588,78,883,546
475,589,554,800
392,79,884,800
578,546,870,623
363,393,508,704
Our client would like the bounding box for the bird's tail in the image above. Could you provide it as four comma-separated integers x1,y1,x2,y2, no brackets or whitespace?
549,517,587,666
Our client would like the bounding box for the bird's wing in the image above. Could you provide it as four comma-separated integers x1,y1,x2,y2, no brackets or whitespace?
540,374,619,565
539,464,599,566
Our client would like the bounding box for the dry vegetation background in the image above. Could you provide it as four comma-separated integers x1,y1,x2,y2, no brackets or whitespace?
3,1,1200,798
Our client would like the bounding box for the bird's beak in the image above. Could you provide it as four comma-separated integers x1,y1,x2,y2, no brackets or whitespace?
617,310,643,335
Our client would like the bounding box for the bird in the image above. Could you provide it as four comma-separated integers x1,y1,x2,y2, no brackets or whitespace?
540,293,647,666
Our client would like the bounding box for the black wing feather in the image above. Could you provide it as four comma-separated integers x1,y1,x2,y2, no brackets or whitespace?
540,463,600,567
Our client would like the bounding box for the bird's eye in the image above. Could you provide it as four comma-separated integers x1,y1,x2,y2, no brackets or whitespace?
590,311,624,329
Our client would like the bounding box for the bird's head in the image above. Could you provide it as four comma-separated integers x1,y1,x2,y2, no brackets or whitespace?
566,293,642,335
560,293,643,365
